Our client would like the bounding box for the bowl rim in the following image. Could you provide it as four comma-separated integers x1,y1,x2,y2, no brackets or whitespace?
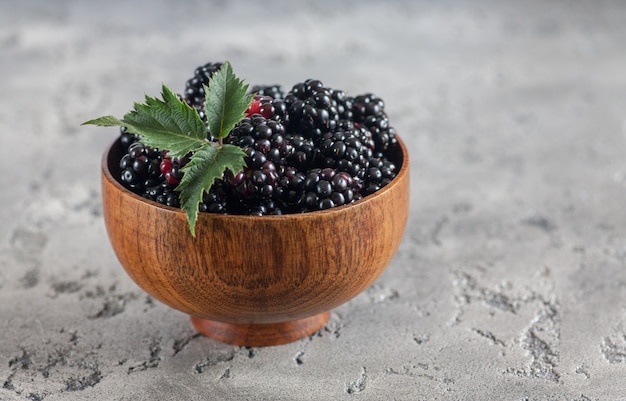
102,134,409,220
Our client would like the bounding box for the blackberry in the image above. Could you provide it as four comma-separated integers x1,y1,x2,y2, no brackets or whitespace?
245,95,289,124
144,182,180,208
352,93,397,153
119,142,164,195
284,79,339,140
118,143,191,208
224,161,281,215
362,157,397,196
119,126,140,151
225,159,278,199
245,198,283,216
317,128,372,180
332,90,353,120
285,134,316,170
227,115,293,165
199,179,230,214
250,84,284,100
299,168,361,211
181,62,226,140
264,97,289,124
275,166,306,212
183,62,223,107
223,115,289,213
144,153,193,208
353,93,385,119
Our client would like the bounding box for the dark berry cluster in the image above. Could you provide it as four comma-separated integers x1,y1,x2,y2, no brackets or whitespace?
183,62,223,107
117,129,183,208
116,63,400,216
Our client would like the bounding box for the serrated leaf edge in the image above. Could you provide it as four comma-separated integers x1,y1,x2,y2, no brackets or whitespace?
176,143,247,237
204,61,253,139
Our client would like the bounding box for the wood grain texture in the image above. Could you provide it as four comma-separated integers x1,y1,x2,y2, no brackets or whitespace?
101,136,409,345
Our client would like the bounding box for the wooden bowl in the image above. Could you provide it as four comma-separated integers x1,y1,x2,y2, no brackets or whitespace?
101,136,410,346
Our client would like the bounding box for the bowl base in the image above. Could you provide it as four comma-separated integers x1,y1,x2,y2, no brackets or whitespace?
190,311,331,347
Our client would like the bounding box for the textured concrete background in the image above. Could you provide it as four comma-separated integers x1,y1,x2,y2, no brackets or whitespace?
2,0,626,400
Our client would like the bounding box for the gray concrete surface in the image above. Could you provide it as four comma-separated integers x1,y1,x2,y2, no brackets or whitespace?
2,0,626,399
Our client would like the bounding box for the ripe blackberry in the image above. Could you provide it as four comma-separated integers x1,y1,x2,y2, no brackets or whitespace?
143,152,191,208
250,84,284,100
264,97,290,124
223,162,281,215
352,93,397,153
119,142,164,195
183,62,223,107
199,179,230,214
284,79,339,140
285,134,316,170
222,115,289,213
362,157,397,196
118,143,190,208
299,168,361,211
317,128,372,180
332,90,353,120
245,198,283,216
352,93,385,119
119,126,140,151
228,115,293,164
144,182,180,208
275,165,306,212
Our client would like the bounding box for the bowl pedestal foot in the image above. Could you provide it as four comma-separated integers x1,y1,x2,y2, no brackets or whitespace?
190,311,331,347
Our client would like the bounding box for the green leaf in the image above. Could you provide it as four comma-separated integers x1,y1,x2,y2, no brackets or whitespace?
204,61,253,139
82,62,253,236
81,115,125,127
82,84,207,159
121,84,208,158
176,143,247,236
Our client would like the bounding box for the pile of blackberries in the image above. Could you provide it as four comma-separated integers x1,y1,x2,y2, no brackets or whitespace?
117,62,399,215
